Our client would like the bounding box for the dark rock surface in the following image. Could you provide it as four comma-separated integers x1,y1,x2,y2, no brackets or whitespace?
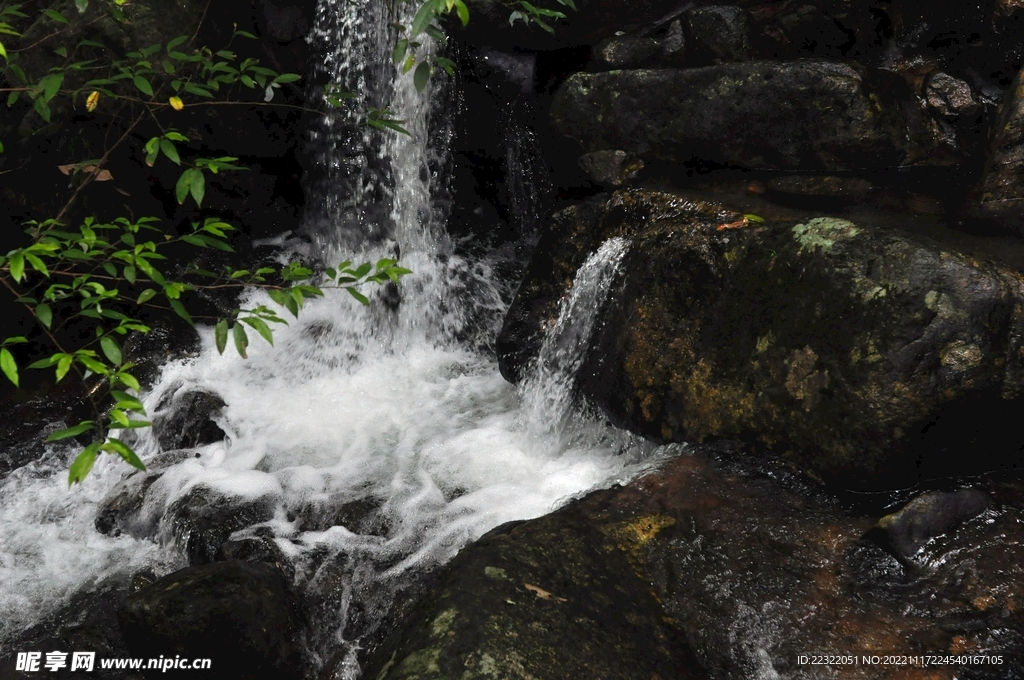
971,67,1024,232
166,485,278,565
577,149,644,187
119,560,304,680
876,489,994,558
499,189,1024,486
365,446,1024,679
152,389,227,452
551,60,956,172
686,5,753,63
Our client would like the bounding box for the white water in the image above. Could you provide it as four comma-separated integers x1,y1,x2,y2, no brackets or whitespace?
0,0,660,672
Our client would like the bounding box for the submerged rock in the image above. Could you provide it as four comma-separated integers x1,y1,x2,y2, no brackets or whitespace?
119,561,303,680
551,60,956,171
499,189,1024,486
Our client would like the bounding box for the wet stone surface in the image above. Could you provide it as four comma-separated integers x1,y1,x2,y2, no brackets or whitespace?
365,444,1024,679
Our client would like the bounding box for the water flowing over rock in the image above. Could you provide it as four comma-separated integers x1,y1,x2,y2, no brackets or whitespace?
365,445,1024,679
551,60,957,171
500,189,1024,486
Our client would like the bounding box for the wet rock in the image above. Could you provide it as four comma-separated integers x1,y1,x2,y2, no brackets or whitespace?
167,485,279,565
766,175,874,204
577,150,644,187
590,34,661,69
925,72,982,121
551,60,955,172
499,189,1024,486
152,389,227,452
221,536,294,579
119,561,303,680
363,494,706,680
94,449,197,537
880,52,940,93
0,582,133,680
877,489,993,558
369,447,1024,678
686,6,752,62
970,68,1024,232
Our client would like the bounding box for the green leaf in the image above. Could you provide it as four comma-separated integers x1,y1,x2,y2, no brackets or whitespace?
68,443,101,486
346,287,370,305
100,336,122,365
413,61,431,92
102,439,145,470
8,252,24,282
232,322,248,358
393,39,410,64
174,169,192,204
167,35,188,51
0,347,17,387
144,137,159,166
454,0,470,26
183,83,212,97
159,138,180,165
410,0,437,38
115,371,140,391
43,8,69,24
32,95,51,123
169,298,193,325
36,303,52,328
39,73,64,102
132,74,153,97
74,0,89,13
744,213,765,223
188,169,205,206
273,73,301,84
123,265,136,284
47,420,95,442
136,288,157,304
241,317,274,346
24,253,48,276
56,354,73,382
27,355,59,369
215,318,228,354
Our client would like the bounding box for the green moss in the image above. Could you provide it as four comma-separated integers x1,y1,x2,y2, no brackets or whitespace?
792,217,860,254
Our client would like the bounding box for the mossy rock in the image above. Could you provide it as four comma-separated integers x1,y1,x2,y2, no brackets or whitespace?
499,189,1024,487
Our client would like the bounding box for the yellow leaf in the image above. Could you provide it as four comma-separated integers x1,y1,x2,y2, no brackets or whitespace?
86,90,100,112
169,96,184,111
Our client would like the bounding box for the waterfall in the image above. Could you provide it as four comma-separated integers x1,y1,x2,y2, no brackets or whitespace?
0,0,659,675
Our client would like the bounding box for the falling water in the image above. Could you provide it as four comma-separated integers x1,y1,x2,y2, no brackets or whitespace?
0,0,659,675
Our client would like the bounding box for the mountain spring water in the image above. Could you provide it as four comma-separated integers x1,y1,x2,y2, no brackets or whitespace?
0,0,664,674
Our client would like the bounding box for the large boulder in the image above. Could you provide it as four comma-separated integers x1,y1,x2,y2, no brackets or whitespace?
119,560,304,680
363,473,707,680
498,189,1024,486
551,60,958,171
365,444,1024,679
